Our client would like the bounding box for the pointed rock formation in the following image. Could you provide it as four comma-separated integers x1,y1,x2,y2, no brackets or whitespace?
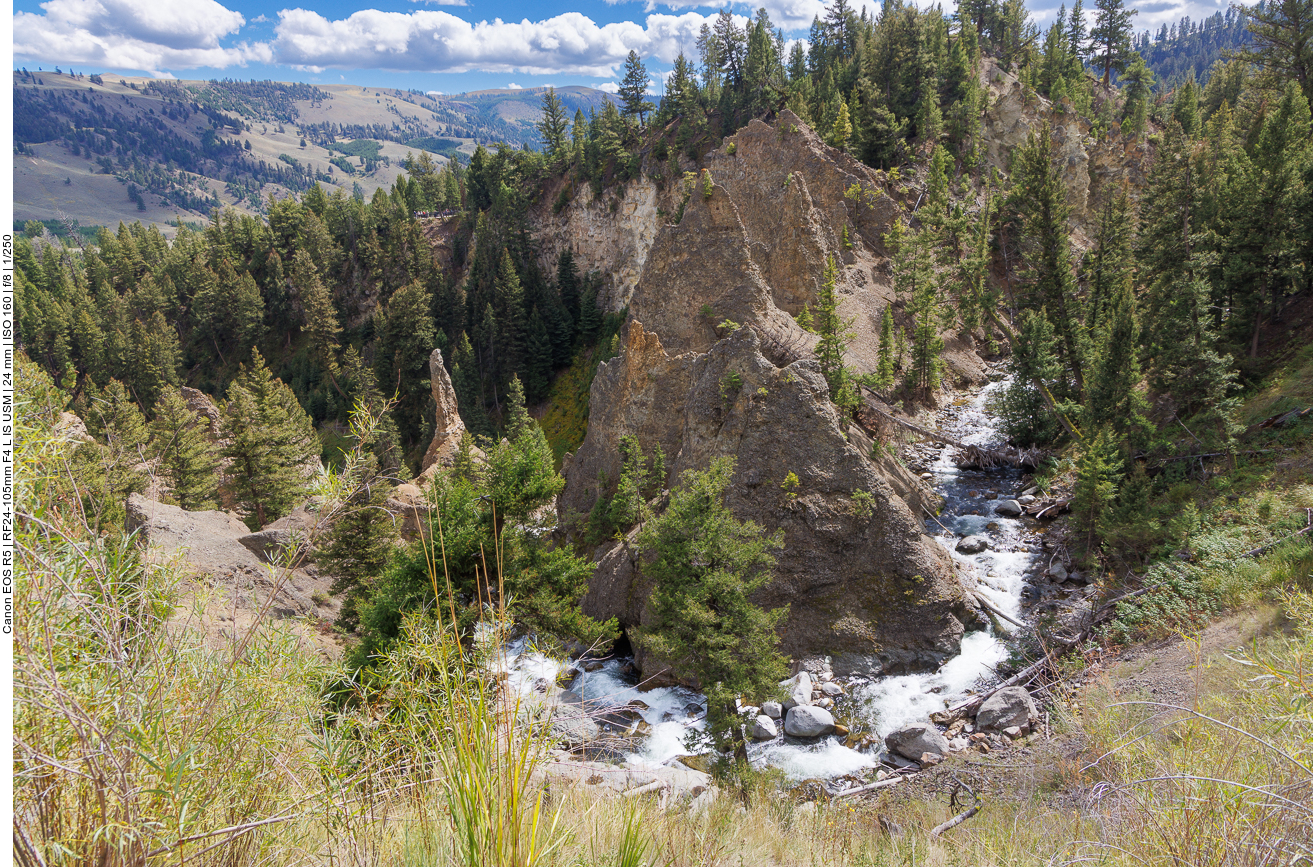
420,348,468,473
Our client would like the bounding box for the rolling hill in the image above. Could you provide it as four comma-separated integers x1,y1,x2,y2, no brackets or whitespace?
12,71,614,237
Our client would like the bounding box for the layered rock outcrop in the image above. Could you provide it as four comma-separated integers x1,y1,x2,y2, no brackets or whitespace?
531,174,663,311
561,321,972,677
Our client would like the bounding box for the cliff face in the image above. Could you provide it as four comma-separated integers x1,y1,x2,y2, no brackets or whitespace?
981,59,1153,231
530,174,666,312
561,321,973,678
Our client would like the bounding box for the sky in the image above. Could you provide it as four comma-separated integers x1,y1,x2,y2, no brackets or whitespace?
10,0,1250,93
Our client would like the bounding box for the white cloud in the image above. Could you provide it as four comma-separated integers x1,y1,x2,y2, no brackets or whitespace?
638,0,825,31
251,14,270,23
507,82,522,88
594,80,620,92
410,0,470,6
14,0,270,75
427,89,444,95
271,9,719,76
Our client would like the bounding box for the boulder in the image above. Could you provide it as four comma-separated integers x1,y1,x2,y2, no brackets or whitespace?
385,482,429,540
761,701,783,720
238,500,328,564
994,500,1024,517
782,671,812,710
884,721,950,762
751,715,779,740
237,528,304,564
548,704,600,748
1047,564,1069,582
124,494,333,620
955,535,989,554
975,686,1038,732
53,412,94,444
783,705,836,738
820,681,844,697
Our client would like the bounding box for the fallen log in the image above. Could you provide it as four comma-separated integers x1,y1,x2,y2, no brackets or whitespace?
974,594,1025,629
1031,499,1072,520
834,776,904,799
1241,509,1312,559
621,780,668,798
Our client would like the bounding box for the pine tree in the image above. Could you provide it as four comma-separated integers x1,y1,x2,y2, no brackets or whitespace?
578,284,602,346
813,255,859,414
899,229,946,401
634,457,787,759
829,100,853,151
892,226,944,401
1084,278,1149,441
875,305,897,392
1242,0,1313,105
915,76,944,144
451,332,493,437
1218,81,1311,358
619,51,656,124
524,307,554,404
342,346,402,473
221,350,320,528
1119,53,1154,136
1090,0,1136,89
1085,186,1134,337
1072,426,1123,552
556,247,581,332
320,482,398,630
83,379,149,508
290,249,343,385
536,87,569,161
374,279,436,450
1013,126,1086,398
998,309,1067,445
150,387,221,511
492,250,527,386
1138,121,1236,419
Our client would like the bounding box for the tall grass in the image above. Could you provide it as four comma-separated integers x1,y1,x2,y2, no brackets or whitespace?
12,356,560,867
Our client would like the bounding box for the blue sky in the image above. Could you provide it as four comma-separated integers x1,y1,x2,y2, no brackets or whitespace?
11,0,1249,93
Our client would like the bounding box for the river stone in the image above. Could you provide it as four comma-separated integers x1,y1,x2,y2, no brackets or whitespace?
1047,564,1069,582
1018,494,1037,506
784,705,836,737
955,535,989,554
884,721,950,762
820,681,844,696
751,715,779,740
549,705,600,747
995,500,1024,517
782,672,812,710
975,686,1038,732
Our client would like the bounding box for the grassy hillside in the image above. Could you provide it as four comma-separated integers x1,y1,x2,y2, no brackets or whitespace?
12,71,612,236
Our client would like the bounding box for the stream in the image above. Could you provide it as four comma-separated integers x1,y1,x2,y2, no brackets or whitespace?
503,379,1043,783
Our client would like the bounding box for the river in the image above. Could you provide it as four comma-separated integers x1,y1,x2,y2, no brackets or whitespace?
502,378,1042,782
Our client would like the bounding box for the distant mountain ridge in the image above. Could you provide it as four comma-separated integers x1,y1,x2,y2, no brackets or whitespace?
11,71,615,235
